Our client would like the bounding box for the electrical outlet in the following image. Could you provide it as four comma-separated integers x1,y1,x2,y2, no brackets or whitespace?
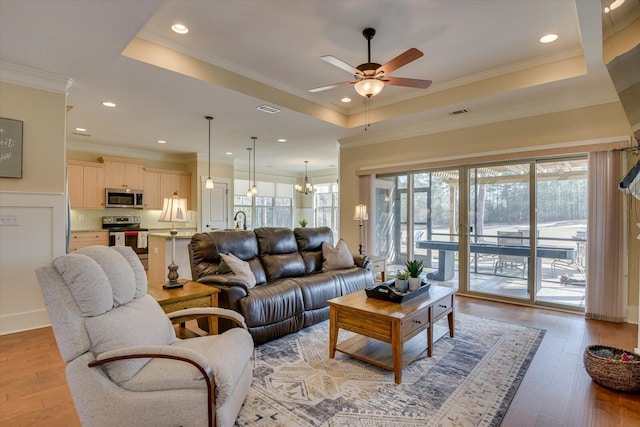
154,247,158,254
0,214,19,226
79,214,85,222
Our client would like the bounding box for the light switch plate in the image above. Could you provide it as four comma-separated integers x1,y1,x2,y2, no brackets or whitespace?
0,214,19,226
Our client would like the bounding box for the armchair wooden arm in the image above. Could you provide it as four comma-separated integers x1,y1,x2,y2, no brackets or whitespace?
89,345,216,427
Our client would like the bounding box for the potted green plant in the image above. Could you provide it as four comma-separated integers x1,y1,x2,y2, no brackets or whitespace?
395,270,409,292
405,259,423,291
298,218,308,228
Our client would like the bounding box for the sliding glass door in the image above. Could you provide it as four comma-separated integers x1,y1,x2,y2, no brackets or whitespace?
373,156,586,311
468,164,531,300
534,158,588,308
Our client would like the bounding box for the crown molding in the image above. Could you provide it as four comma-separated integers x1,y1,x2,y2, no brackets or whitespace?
0,61,73,94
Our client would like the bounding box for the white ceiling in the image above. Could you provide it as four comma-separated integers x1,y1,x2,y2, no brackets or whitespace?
0,0,636,174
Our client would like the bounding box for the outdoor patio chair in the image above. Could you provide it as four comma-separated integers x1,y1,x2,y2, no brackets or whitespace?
494,230,527,277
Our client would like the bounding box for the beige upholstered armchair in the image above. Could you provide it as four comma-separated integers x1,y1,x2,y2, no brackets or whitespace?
36,245,253,427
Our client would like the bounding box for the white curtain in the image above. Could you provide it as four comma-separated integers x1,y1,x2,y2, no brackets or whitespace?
585,151,625,322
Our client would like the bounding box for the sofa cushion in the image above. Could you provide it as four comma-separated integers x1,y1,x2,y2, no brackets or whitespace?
120,328,253,407
255,227,306,281
220,253,256,288
238,279,303,328
75,246,137,307
322,239,355,271
85,294,176,384
190,231,267,285
260,252,306,282
295,227,333,273
53,253,114,317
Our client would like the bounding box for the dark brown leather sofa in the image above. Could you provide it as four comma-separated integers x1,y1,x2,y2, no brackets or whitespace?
189,227,373,345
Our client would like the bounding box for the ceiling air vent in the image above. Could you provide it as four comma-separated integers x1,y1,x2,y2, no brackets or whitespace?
256,104,280,114
449,108,469,116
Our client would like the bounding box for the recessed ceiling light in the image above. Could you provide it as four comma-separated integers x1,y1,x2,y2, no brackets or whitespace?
75,127,87,132
225,152,233,155
171,23,189,34
539,34,558,44
341,97,352,103
101,101,116,107
277,138,287,142
157,140,166,144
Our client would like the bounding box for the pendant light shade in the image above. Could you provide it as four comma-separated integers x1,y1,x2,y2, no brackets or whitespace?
250,137,258,195
204,116,214,190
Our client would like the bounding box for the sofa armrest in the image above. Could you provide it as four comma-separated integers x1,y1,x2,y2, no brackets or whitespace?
197,274,250,292
353,253,371,270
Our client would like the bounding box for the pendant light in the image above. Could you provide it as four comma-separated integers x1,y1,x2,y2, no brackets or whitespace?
246,147,253,198
295,160,317,194
204,116,214,189
250,137,258,195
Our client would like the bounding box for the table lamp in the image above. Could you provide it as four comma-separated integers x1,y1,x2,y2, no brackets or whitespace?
158,192,189,289
354,202,368,255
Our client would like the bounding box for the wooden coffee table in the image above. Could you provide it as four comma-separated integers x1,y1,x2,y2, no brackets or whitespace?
147,279,220,337
328,285,455,384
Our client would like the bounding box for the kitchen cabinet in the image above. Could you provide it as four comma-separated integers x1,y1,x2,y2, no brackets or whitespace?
143,170,162,209
100,157,144,189
67,160,105,208
70,231,108,252
144,167,191,210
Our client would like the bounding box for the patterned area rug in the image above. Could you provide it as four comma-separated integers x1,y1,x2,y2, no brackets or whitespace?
235,313,545,426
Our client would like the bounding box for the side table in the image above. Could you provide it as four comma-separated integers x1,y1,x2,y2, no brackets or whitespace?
147,279,220,337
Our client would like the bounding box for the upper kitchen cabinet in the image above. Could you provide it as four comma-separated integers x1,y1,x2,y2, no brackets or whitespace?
100,157,144,189
67,160,105,208
144,167,191,210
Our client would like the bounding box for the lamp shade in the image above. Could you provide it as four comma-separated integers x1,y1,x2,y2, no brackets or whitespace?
158,193,189,223
354,78,384,98
204,178,214,189
354,203,368,221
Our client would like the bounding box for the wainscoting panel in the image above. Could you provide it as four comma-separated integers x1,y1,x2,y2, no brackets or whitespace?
0,192,65,335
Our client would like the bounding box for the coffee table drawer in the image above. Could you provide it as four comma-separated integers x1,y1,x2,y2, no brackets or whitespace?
432,295,453,321
402,309,429,339
160,296,212,313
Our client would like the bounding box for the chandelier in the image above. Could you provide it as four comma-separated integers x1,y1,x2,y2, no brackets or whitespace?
295,161,317,195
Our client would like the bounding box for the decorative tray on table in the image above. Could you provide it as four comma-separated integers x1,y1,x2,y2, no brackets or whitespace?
365,280,432,303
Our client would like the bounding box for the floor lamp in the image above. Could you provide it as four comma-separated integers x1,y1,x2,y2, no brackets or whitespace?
158,192,189,289
354,202,368,255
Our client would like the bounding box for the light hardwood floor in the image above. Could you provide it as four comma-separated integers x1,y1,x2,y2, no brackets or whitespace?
0,296,638,426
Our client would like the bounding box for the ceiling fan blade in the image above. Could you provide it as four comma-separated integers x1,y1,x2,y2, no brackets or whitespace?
321,55,362,76
376,48,423,75
308,81,355,93
384,76,432,89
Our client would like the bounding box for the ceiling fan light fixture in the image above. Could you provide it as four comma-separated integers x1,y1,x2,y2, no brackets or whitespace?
354,78,384,98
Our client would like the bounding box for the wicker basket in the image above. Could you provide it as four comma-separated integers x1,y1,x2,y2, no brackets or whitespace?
583,345,640,392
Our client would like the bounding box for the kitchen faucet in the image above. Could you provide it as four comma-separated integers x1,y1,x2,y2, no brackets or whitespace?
233,210,247,230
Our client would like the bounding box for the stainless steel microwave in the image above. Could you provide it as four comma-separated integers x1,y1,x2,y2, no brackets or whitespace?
105,188,144,208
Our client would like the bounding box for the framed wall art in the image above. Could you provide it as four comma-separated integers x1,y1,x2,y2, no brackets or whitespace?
0,117,23,179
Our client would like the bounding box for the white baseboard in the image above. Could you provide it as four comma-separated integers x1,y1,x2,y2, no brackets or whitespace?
0,309,51,335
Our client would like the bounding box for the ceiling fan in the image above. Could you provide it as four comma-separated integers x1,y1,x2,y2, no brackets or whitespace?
309,28,432,98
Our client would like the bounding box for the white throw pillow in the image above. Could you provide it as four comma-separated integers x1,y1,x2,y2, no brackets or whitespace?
322,239,355,271
219,252,257,288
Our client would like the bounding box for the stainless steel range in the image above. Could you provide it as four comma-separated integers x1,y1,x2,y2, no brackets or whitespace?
102,216,149,270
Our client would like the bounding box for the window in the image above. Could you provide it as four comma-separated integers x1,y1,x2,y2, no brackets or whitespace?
234,180,293,228
314,183,339,239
